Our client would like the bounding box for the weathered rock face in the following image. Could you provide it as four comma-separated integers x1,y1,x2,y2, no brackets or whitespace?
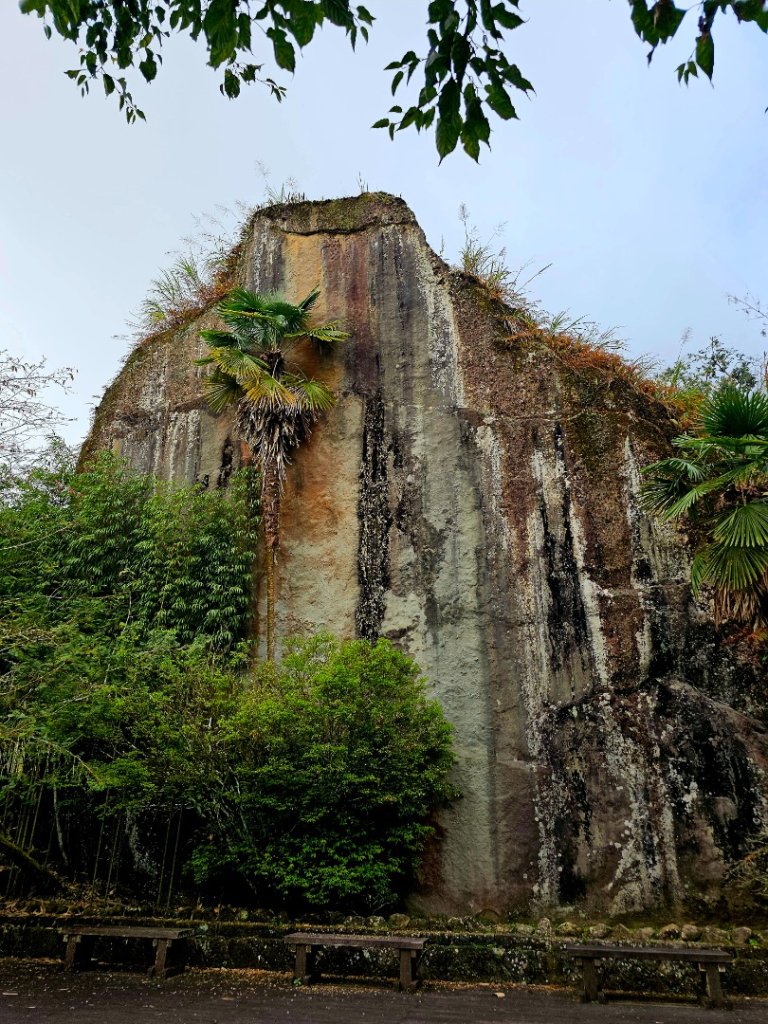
87,194,768,916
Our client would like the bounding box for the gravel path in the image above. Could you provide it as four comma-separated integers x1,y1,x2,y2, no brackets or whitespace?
1,959,766,1024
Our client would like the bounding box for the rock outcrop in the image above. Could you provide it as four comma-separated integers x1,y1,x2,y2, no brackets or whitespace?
86,193,767,916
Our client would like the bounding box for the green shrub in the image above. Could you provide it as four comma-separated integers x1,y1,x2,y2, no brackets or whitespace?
194,634,456,911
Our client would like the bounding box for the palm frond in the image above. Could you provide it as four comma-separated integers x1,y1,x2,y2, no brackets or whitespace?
242,374,298,411
209,346,269,381
661,477,726,519
202,369,243,413
640,478,690,517
699,543,768,592
282,373,336,413
199,329,239,348
701,386,768,438
659,457,707,481
298,287,321,315
713,501,768,548
690,547,714,595
217,289,317,347
297,321,351,347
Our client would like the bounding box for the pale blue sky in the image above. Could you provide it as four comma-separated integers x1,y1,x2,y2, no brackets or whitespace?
1,1,767,447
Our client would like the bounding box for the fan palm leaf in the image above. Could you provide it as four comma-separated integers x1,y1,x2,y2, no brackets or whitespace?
713,501,768,548
692,544,768,593
701,386,768,438
242,373,299,411
203,368,244,413
282,373,336,413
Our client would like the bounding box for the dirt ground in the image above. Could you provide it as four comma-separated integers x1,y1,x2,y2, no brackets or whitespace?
1,959,767,1024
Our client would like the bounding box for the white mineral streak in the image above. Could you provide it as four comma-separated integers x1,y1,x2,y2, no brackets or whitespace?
596,690,682,912
474,424,513,556
378,228,498,912
526,438,612,907
565,490,609,688
247,219,285,293
530,443,608,691
415,247,465,408
165,408,201,484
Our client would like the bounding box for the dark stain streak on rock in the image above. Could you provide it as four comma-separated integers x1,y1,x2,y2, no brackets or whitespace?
541,424,591,674
217,437,234,489
355,386,391,641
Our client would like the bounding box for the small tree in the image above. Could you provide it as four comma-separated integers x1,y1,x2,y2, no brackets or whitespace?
0,350,73,480
194,634,456,911
198,288,348,660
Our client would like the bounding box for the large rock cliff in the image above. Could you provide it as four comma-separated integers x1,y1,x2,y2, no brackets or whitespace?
86,194,767,916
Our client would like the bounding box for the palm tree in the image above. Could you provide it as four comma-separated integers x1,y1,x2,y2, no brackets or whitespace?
642,386,768,627
197,287,348,659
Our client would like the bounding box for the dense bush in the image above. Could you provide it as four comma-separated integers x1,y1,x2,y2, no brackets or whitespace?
0,447,259,651
0,454,455,910
195,634,456,910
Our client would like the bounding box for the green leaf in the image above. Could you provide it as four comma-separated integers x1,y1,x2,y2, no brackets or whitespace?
493,6,524,32
485,79,516,120
268,28,296,72
321,0,353,28
713,502,768,548
222,68,241,98
139,53,157,83
696,30,715,79
203,0,240,68
435,76,461,159
651,1,685,42
288,2,319,47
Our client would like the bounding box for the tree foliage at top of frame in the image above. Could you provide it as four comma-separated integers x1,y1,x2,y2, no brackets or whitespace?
19,1,768,160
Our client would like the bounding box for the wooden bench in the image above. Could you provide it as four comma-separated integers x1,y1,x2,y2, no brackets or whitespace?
284,932,427,990
61,925,195,978
562,942,733,1008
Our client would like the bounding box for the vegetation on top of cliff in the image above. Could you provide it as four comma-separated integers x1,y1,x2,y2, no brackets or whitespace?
0,452,454,910
456,225,681,417
457,212,767,431
126,206,254,343
21,2,768,159
197,287,349,661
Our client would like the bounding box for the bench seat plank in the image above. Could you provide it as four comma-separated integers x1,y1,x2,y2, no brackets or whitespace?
562,942,732,1009
62,926,194,940
283,932,426,990
284,932,426,951
563,943,731,963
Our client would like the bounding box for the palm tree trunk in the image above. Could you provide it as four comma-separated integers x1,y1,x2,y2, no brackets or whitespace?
262,459,281,662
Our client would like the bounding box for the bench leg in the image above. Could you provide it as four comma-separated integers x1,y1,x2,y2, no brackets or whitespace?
294,944,318,984
150,938,171,978
64,936,95,972
399,949,418,992
579,958,600,1003
702,964,727,1010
